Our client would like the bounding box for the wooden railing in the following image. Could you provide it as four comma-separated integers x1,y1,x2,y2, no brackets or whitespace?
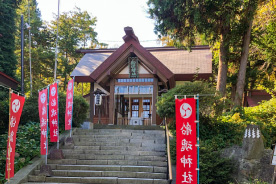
165,118,173,183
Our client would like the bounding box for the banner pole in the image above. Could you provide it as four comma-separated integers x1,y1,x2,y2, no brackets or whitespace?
197,94,200,184
71,77,75,137
7,89,12,180
46,87,49,165
57,82,60,149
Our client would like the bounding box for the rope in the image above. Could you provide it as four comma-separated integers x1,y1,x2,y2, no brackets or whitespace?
0,84,25,97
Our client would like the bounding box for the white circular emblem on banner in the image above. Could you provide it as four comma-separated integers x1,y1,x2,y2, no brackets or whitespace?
12,99,21,113
40,93,46,104
51,87,56,96
180,103,192,119
68,82,72,91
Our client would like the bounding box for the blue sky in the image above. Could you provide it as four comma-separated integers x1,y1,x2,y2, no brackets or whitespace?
37,0,162,48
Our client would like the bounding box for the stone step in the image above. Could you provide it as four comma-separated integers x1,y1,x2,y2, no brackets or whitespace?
64,152,166,161
62,146,165,152
63,153,167,161
73,137,165,144
74,130,165,135
23,183,80,184
72,135,165,140
34,169,167,179
78,125,164,130
70,142,166,150
62,144,166,152
47,159,167,167
72,141,142,147
28,175,168,184
61,149,166,156
50,165,167,173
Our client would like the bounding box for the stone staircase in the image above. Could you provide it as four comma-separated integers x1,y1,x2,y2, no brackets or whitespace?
24,127,169,184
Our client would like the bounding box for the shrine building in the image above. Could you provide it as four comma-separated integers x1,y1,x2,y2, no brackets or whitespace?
71,27,212,126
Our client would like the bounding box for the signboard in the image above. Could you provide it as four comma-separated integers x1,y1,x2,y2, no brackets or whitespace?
6,93,25,179
49,83,59,142
38,88,48,155
65,79,74,130
128,57,139,78
175,98,197,184
95,94,102,106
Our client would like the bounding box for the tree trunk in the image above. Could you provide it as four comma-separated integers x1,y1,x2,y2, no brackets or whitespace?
234,18,253,107
216,33,229,96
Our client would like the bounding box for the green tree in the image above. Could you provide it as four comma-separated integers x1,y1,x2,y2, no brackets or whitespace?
156,81,225,119
234,0,259,106
50,7,98,90
248,1,276,91
147,0,242,96
15,0,55,94
0,0,21,78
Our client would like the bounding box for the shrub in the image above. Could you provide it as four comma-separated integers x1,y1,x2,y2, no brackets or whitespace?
1,90,89,133
156,81,226,119
0,122,40,183
163,82,235,183
221,98,276,148
58,92,89,129
199,143,234,184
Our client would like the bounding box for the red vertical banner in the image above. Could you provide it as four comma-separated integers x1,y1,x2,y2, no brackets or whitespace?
65,79,74,130
38,89,48,155
5,93,25,179
49,83,59,142
175,98,197,184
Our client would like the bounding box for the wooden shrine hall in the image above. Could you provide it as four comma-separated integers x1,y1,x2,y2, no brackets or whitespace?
71,27,212,125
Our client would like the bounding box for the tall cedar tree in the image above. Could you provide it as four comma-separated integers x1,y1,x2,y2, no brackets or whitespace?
0,0,21,78
234,0,263,106
15,0,55,93
147,0,242,96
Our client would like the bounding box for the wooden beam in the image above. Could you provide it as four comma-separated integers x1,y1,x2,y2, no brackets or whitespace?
152,78,158,125
109,79,115,124
90,82,94,123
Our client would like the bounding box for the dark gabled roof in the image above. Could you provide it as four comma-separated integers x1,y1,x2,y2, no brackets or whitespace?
90,27,174,85
71,27,212,87
0,71,19,89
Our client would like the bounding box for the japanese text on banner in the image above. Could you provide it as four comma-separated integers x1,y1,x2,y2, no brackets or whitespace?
49,83,59,142
175,98,197,184
65,79,74,130
38,88,48,155
5,93,25,179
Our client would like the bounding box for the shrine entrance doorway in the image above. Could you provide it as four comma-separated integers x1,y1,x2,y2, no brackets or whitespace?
114,84,153,126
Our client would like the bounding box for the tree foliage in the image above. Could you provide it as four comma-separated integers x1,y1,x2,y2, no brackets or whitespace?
156,81,226,118
147,0,272,107
50,7,98,90
11,2,102,95
0,0,21,78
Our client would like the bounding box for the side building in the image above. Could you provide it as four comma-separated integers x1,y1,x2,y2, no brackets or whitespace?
71,27,212,125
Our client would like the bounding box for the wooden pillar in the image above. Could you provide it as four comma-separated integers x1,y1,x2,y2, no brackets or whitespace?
109,79,115,124
152,78,158,125
90,82,94,123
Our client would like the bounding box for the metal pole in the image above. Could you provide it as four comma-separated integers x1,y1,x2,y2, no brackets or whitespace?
28,0,32,96
54,0,60,81
7,89,12,180
57,82,59,149
21,15,24,95
197,94,200,184
46,87,49,165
